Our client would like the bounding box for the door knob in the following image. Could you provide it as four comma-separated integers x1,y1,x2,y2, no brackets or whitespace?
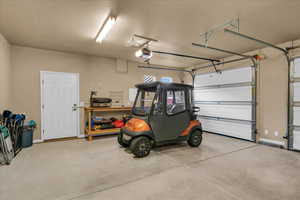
72,104,78,111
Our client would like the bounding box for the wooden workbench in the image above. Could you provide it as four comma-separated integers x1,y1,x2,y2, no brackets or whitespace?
84,107,132,141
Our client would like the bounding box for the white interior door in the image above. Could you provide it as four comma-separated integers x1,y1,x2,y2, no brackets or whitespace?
194,66,256,141
41,71,80,140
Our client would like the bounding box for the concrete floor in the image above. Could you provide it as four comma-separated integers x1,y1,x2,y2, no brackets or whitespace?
1,133,300,200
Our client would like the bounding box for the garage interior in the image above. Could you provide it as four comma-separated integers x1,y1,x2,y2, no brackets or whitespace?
1,0,300,199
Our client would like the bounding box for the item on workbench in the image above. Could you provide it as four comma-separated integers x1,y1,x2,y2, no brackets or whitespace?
112,120,124,128
99,119,112,125
89,117,109,127
93,116,103,121
93,120,102,126
100,123,115,130
92,116,103,125
90,91,112,108
90,120,94,128
110,117,118,122
93,125,102,130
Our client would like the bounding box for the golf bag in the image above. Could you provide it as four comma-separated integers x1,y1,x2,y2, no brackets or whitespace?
0,110,26,165
9,114,26,155
0,125,14,165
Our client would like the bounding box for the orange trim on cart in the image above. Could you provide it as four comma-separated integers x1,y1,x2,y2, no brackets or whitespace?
124,118,151,132
181,120,200,136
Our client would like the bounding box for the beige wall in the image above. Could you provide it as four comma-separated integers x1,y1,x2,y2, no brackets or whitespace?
184,39,300,145
10,45,182,140
0,33,11,111
9,39,300,144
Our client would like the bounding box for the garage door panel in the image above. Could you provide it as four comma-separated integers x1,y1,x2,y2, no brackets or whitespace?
194,67,252,86
293,130,300,150
293,107,300,126
293,83,300,101
194,66,255,141
194,86,252,102
197,104,252,120
293,59,300,77
199,118,252,140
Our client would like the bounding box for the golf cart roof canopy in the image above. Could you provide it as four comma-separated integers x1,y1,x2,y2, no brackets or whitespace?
135,81,193,92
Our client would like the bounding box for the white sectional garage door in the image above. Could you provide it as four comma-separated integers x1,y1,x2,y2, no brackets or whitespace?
289,58,300,150
194,66,256,141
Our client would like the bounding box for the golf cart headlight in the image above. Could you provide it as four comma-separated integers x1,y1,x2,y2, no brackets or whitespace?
123,134,132,141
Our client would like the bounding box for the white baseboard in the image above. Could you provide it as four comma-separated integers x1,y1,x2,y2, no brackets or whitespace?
33,135,84,143
33,139,44,144
258,138,284,146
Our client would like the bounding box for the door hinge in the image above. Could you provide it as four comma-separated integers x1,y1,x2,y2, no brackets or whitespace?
42,80,44,84
42,129,45,136
42,105,45,109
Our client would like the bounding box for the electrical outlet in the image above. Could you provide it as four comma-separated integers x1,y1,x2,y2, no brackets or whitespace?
274,131,279,137
264,129,269,135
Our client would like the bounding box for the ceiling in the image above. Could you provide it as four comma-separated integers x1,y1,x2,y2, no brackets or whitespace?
1,0,300,67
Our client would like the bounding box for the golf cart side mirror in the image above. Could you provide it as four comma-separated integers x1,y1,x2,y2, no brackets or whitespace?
192,106,200,112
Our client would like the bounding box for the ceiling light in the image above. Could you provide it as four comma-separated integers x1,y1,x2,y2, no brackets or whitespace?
135,47,152,59
96,16,116,43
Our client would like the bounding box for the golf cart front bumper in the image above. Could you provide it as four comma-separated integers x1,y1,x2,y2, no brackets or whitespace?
121,127,153,144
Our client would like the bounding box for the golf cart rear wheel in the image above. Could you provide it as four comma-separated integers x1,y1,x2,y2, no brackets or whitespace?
130,136,151,158
118,133,129,148
188,130,202,147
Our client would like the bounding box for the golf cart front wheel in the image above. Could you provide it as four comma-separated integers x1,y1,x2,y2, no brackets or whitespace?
188,130,202,147
118,133,129,148
130,136,151,158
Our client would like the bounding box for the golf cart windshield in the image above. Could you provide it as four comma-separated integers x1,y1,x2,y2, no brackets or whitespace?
133,89,156,116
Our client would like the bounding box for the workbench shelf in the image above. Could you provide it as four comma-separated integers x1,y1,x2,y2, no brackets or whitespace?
84,107,131,141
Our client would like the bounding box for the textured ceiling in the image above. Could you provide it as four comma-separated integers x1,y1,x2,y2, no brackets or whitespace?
0,0,300,67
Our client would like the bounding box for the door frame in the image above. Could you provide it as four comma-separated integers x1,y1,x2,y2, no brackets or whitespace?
40,71,80,141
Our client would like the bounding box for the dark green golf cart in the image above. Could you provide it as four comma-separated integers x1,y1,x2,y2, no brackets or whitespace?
118,81,202,157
